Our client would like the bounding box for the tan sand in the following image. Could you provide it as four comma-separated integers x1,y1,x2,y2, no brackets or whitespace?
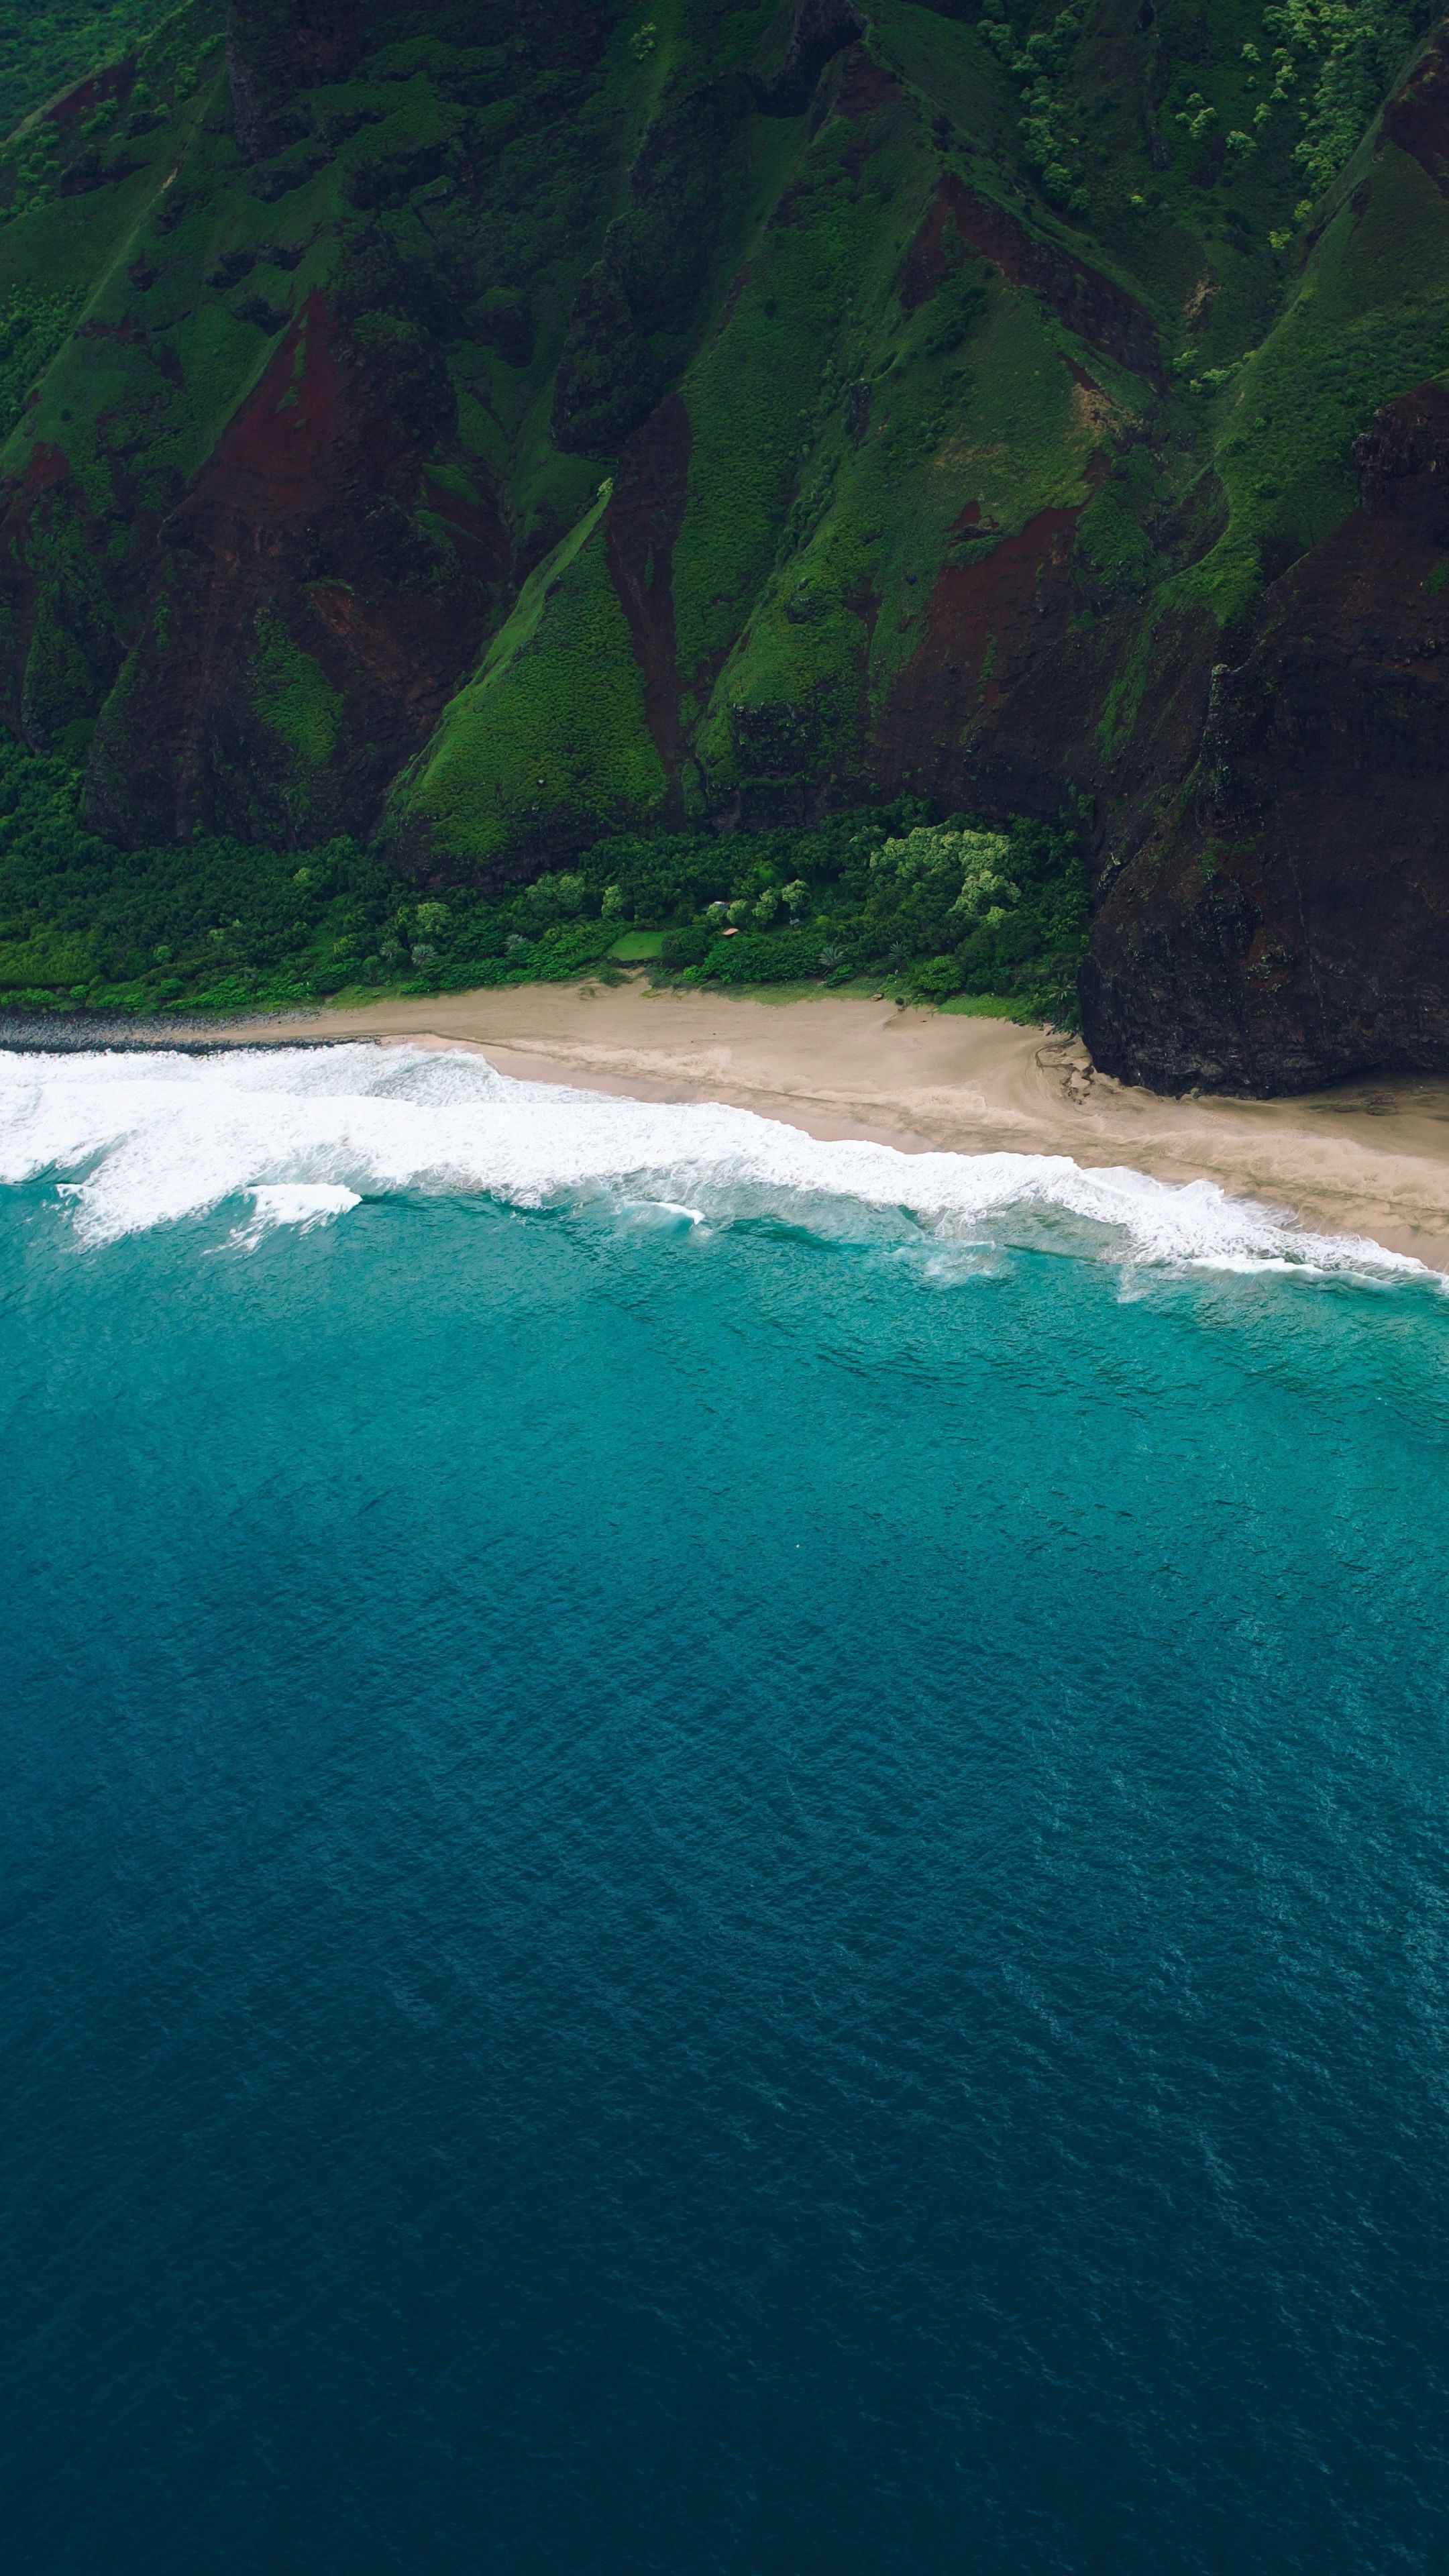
176,978,1449,1267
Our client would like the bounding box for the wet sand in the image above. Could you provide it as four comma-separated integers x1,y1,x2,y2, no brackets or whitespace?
175,979,1449,1267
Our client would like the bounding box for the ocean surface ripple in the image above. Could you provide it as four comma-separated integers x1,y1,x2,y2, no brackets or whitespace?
2,1044,1448,2573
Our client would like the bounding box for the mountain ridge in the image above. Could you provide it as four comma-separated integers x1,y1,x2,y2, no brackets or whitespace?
0,0,1446,1087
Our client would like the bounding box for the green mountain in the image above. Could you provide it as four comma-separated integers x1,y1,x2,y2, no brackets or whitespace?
1,0,1448,1085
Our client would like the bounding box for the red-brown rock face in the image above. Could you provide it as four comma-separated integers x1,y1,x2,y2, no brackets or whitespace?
1081,384,1449,1093
84,294,509,849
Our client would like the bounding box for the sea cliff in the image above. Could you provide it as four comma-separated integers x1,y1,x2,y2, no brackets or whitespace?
1,0,1447,1087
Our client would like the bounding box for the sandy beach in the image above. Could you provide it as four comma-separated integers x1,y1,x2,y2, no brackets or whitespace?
164,978,1449,1267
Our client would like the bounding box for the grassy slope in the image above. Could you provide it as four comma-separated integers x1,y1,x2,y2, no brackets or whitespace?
386,2,1135,849
1178,142,1449,629
0,1,182,137
384,0,1449,858
0,1,646,806
396,487,669,860
0,0,1444,1014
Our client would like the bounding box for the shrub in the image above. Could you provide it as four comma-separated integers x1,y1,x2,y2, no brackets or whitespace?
906,953,968,1002
0,739,1087,1025
696,926,835,985
659,924,714,969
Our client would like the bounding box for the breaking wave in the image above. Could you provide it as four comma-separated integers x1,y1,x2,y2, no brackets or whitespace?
0,1040,1431,1280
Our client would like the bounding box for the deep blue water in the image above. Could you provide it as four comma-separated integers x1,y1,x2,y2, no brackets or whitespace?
3,1046,1449,2573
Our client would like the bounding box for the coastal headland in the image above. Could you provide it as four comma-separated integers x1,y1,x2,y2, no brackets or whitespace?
172,981,1449,1270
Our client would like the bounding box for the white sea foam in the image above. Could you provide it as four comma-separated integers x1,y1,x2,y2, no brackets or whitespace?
0,1040,1432,1280
229,1183,363,1248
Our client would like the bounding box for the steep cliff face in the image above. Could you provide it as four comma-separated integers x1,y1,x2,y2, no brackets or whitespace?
1,0,1448,1083
1082,382,1449,1090
225,1,366,161
0,0,623,845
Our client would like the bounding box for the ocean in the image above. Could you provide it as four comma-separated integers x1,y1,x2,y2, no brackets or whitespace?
2,1041,1447,2575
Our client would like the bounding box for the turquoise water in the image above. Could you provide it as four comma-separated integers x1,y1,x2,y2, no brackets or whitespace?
3,1044,1448,2573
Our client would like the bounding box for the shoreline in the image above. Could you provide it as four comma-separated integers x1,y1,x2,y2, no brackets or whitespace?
12,979,1449,1269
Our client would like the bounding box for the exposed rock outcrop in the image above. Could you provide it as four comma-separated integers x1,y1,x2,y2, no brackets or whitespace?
1083,384,1449,1092
85,294,508,847
752,0,869,117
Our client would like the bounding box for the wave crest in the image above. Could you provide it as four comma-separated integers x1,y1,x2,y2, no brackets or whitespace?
0,1041,1430,1279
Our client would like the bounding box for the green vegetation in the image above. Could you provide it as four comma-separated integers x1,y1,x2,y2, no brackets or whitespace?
395,500,669,863
250,611,343,771
0,283,80,442
0,0,1442,1054
0,1,182,138
0,738,395,1013
979,9,1091,215
0,740,1086,1022
1267,0,1422,211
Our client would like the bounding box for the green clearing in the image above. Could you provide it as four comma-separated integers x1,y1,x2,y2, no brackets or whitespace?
939,991,1041,1018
